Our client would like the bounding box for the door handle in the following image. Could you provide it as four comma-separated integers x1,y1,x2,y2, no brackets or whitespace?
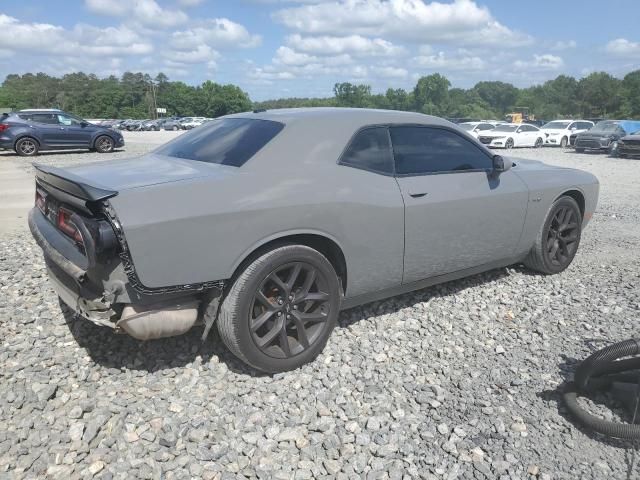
409,192,428,198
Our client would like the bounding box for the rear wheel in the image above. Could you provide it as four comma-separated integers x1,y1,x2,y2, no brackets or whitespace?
15,137,39,157
94,135,114,153
524,196,582,274
172,125,178,131
217,245,340,373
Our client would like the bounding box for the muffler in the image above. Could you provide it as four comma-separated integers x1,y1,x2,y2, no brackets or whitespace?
117,300,200,341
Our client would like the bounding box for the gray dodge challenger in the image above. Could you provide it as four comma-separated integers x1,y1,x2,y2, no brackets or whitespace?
29,108,599,372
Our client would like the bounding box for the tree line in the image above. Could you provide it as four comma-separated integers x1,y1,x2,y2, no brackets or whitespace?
1,69,639,121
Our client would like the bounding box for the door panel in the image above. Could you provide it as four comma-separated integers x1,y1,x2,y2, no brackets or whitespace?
397,171,528,283
55,114,93,147
388,124,529,285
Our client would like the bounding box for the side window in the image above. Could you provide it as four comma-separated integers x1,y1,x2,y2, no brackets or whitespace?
32,114,57,125
340,127,393,175
18,114,33,121
390,126,492,175
56,114,81,126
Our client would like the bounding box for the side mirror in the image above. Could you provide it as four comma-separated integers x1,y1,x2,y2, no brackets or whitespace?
493,155,512,173
80,121,89,127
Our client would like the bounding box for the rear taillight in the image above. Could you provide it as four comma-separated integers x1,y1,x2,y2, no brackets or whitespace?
0,124,9,132
57,207,84,245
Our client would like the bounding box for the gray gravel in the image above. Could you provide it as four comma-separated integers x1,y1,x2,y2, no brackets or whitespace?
1,137,640,479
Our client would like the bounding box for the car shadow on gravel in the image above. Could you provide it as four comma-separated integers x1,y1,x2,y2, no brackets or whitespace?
338,266,512,328
60,266,515,377
60,302,262,377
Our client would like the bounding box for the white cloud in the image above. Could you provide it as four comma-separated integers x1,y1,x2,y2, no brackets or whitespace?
373,66,408,78
177,0,204,6
163,44,220,64
551,40,576,51
171,18,262,50
514,54,564,71
274,0,532,47
0,14,153,57
414,50,485,71
605,38,640,57
286,34,405,57
85,0,188,28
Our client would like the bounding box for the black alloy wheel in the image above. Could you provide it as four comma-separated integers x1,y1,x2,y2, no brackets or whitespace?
505,138,514,149
217,244,340,373
524,196,582,274
249,262,331,359
544,205,580,268
535,137,543,148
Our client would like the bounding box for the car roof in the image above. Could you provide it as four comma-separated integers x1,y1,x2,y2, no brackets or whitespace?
18,108,63,113
225,107,452,130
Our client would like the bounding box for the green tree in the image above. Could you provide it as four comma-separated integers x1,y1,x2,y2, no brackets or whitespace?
577,72,622,117
413,74,450,115
333,82,372,107
473,81,518,115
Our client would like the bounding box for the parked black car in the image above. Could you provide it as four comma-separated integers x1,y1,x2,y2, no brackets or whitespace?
0,109,124,157
574,120,640,154
618,131,640,158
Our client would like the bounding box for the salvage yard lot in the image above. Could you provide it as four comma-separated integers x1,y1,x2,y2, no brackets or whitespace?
1,131,639,479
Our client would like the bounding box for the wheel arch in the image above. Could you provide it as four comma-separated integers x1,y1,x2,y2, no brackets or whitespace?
557,189,585,219
229,231,348,296
14,134,41,149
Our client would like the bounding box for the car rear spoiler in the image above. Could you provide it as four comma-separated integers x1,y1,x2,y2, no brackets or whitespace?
33,163,118,202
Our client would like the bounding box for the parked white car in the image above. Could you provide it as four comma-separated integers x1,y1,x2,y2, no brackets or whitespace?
477,123,544,149
540,120,594,148
459,122,496,138
181,117,207,130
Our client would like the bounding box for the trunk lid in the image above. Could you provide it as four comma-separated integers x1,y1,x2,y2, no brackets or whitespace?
35,154,238,201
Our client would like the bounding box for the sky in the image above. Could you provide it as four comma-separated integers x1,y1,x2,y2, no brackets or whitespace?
1,0,639,101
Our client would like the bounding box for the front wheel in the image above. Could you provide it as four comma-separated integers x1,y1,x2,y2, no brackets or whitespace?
94,135,114,153
534,137,543,148
15,137,39,157
217,245,340,373
505,138,514,149
560,136,568,148
524,196,582,274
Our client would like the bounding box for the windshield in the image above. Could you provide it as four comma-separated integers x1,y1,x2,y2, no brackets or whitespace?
154,118,284,167
592,121,621,133
459,124,475,131
492,125,518,132
542,121,571,129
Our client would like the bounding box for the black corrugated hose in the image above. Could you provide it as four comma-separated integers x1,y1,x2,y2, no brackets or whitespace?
563,339,640,439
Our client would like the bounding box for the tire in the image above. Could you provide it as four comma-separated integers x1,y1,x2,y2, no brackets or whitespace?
505,138,514,149
172,125,178,131
15,137,39,157
524,196,582,275
534,137,543,148
575,148,585,153
608,141,619,156
560,136,568,148
94,135,114,153
217,245,340,373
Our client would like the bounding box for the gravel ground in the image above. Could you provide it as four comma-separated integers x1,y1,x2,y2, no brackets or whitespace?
1,136,640,479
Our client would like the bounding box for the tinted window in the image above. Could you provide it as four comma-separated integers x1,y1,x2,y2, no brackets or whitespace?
33,114,58,124
390,126,492,175
478,124,494,131
155,118,284,167
340,127,393,174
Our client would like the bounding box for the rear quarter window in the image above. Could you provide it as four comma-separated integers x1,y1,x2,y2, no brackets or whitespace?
155,118,284,167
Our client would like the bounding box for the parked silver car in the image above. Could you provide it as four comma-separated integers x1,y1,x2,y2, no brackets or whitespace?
28,108,599,372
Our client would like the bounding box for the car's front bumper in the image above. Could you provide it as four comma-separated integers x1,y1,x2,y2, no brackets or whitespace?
575,137,611,150
618,141,640,156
